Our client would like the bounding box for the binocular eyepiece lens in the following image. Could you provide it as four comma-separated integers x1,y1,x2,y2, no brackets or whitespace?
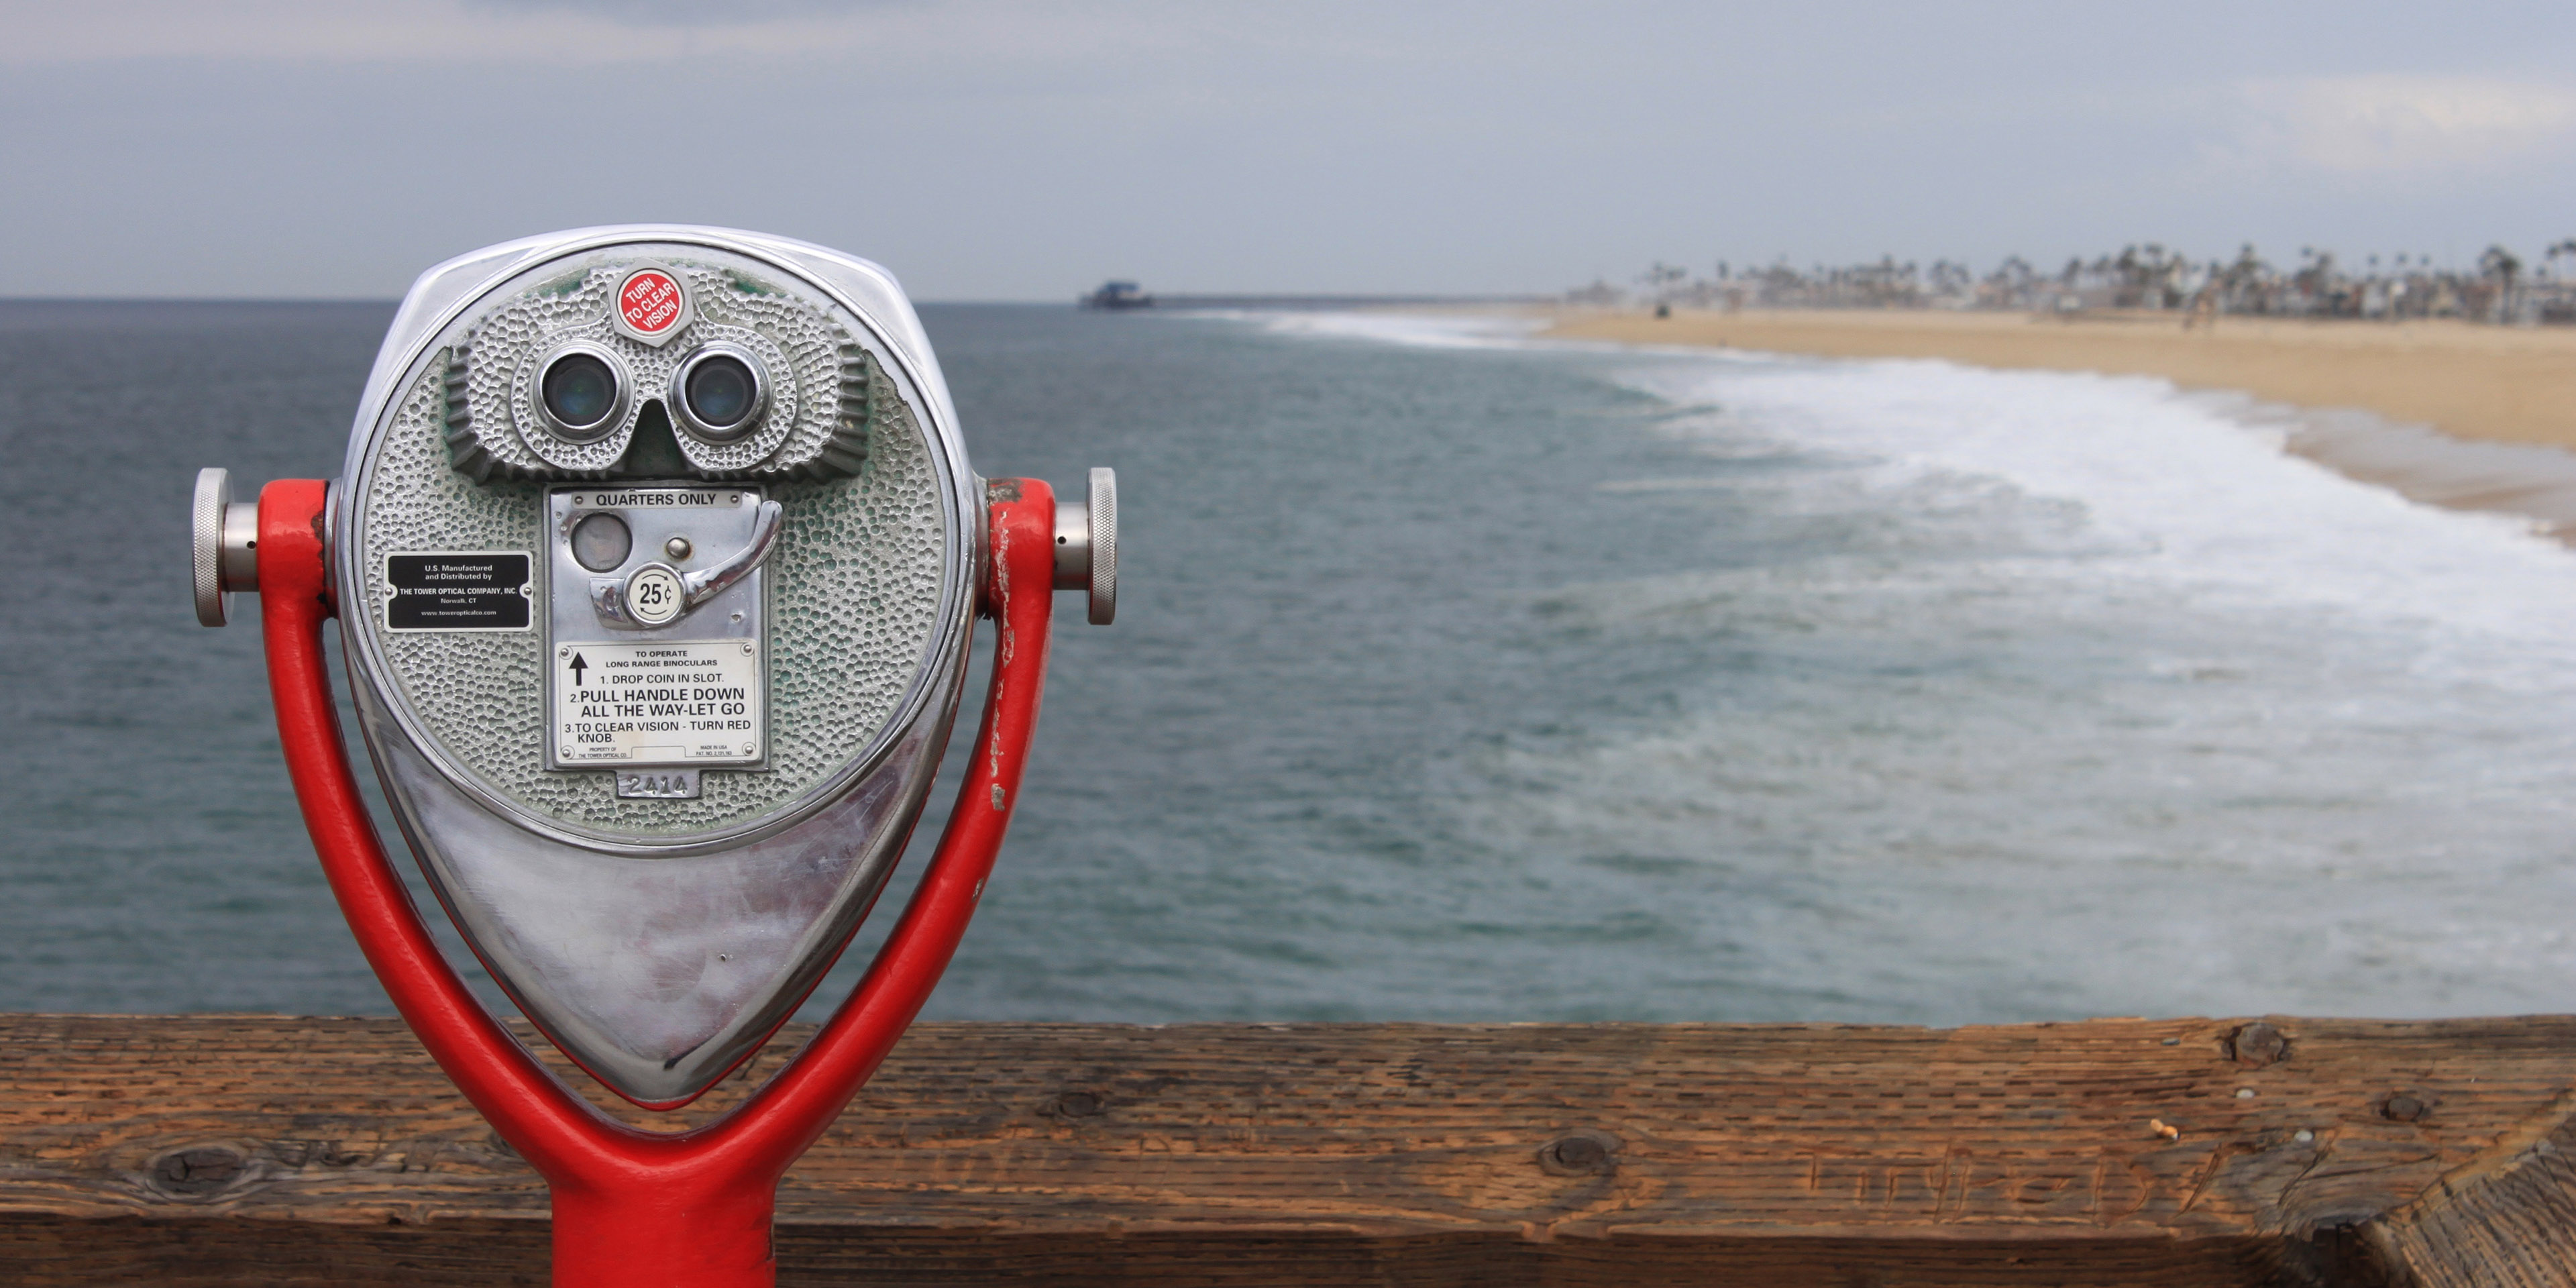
541,352,621,433
668,345,769,445
684,355,758,430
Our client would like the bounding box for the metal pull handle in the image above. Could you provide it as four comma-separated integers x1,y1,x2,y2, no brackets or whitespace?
682,498,782,610
592,500,783,629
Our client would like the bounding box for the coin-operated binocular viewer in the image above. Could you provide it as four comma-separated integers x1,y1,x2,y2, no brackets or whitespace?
189,227,1115,1286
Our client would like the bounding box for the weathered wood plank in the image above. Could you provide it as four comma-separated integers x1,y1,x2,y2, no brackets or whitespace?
0,1014,2570,1285
2359,1081,2576,1288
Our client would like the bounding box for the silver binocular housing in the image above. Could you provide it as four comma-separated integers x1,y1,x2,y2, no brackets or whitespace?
189,227,1115,1106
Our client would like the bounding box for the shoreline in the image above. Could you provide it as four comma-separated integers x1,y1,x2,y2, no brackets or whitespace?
1546,307,2576,539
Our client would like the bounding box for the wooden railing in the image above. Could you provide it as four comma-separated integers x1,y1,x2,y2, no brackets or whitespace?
2,1013,2570,1285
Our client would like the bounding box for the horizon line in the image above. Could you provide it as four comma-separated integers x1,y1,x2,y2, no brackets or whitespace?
0,291,1558,308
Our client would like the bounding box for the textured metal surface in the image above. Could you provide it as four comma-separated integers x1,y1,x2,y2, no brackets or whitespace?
352,356,948,842
354,227,973,480
364,692,945,1103
327,226,985,1106
445,257,870,482
339,228,981,855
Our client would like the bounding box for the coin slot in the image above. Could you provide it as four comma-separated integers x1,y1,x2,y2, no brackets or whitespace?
570,513,633,572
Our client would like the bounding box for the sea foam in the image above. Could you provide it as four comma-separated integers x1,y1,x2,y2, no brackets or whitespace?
1260,310,2576,1022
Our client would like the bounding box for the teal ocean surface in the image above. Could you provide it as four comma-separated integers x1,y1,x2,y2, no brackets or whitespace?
6,301,2576,1024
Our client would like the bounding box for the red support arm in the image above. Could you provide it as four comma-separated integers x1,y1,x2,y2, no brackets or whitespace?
256,477,1058,1288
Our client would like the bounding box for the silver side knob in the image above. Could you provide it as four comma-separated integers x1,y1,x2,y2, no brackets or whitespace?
1052,467,1118,625
193,468,261,627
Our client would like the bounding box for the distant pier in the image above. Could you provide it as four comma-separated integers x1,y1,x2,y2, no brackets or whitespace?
1080,282,1550,311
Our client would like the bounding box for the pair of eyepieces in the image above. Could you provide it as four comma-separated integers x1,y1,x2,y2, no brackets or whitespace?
535,342,768,445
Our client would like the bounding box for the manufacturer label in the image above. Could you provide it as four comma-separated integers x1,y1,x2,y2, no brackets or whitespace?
553,638,763,767
615,267,688,343
384,552,532,631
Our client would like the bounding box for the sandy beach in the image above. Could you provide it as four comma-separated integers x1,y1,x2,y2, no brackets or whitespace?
1548,309,2576,450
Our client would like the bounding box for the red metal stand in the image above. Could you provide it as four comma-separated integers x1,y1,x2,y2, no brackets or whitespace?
255,476,1057,1287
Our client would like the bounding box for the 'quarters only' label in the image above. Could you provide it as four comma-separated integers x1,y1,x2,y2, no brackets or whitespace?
551,638,764,767
384,552,532,631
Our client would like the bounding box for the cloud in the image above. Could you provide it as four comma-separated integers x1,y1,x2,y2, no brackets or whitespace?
0,0,1244,74
2230,74,2576,175
0,0,945,64
467,0,901,23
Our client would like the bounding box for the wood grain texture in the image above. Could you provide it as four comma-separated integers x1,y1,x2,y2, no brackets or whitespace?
1,1014,2571,1285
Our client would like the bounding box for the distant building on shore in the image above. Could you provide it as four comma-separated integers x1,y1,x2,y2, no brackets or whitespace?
1588,241,2576,325
1081,281,1154,310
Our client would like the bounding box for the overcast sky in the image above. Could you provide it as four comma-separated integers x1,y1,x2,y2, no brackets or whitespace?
5,0,2574,300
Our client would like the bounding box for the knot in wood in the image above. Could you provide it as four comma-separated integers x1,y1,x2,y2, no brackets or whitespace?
150,1146,246,1197
2228,1022,2290,1067
1042,1089,1106,1120
1536,1132,1618,1177
2383,1091,2430,1122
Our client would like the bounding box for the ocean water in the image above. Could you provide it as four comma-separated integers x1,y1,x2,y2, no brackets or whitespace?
5,301,2575,1025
